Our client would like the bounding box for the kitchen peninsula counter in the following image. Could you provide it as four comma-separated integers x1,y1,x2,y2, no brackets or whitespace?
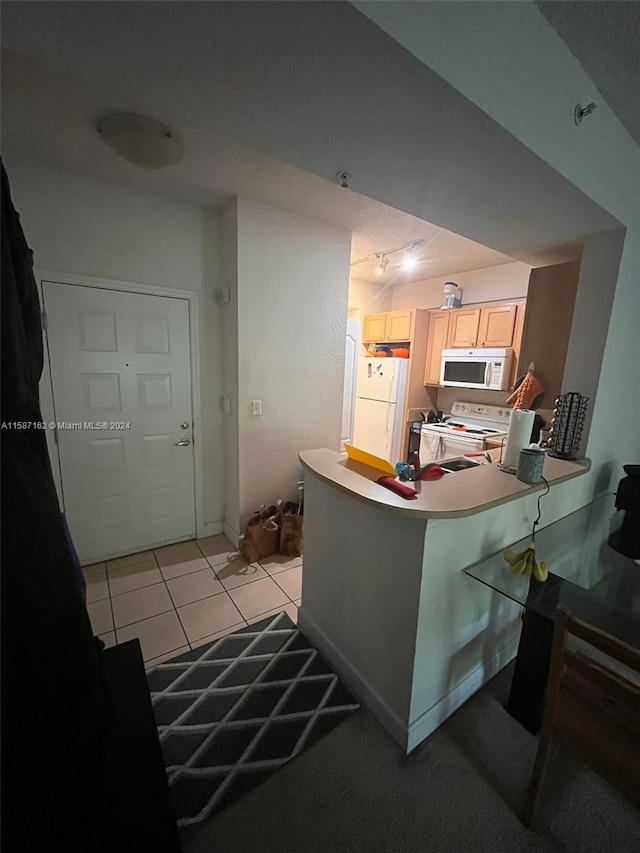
299,448,590,519
296,446,592,754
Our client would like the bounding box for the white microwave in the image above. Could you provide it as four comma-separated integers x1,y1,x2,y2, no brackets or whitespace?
440,348,513,391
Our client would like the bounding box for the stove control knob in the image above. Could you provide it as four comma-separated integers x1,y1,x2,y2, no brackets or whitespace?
498,410,503,416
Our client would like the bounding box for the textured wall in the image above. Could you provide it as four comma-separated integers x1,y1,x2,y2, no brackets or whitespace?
235,197,351,529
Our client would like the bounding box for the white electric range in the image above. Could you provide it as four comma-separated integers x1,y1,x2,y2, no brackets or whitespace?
419,401,512,462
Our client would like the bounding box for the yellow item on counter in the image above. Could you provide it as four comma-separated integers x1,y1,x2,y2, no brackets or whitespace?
343,443,396,475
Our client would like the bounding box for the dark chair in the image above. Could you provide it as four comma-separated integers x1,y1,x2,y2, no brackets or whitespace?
523,605,640,827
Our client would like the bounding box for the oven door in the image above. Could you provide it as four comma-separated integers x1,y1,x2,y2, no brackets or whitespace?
420,427,485,462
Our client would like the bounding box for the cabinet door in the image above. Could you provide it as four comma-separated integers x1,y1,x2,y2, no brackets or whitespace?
447,308,481,347
385,310,413,341
362,313,387,343
477,304,517,347
424,311,451,385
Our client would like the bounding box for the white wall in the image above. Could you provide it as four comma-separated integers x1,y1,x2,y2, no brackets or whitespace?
5,157,226,534
348,276,393,322
234,196,351,532
390,261,532,310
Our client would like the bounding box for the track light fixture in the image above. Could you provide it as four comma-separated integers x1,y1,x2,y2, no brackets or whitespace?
375,255,390,276
351,240,424,276
403,243,417,270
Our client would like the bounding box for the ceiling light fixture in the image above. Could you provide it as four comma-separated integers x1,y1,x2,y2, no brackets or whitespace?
376,255,389,276
403,243,418,270
96,113,183,169
350,239,425,273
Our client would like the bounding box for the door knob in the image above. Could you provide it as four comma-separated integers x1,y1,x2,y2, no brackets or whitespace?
181,421,190,429
175,438,191,446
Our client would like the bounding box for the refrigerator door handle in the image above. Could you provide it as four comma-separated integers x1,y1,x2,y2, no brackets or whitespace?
386,403,394,449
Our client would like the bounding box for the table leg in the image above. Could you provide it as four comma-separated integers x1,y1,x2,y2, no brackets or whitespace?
506,607,554,734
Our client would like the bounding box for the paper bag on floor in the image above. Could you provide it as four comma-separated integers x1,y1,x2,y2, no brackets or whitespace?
279,500,303,558
241,505,281,563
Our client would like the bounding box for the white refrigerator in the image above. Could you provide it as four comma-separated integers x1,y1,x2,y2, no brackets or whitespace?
352,357,409,464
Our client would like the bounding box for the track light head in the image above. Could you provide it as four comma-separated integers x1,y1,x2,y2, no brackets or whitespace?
376,255,389,276
403,244,417,270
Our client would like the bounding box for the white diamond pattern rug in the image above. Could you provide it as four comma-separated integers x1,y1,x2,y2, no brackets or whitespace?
147,612,359,829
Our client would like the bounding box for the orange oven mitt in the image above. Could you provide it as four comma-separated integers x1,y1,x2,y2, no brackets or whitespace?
506,369,544,410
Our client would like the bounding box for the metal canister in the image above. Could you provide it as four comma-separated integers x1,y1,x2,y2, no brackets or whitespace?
517,448,545,484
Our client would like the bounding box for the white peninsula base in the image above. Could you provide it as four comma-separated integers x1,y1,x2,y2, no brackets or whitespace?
297,448,590,752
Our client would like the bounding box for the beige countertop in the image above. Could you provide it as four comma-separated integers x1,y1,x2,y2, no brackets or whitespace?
298,448,590,519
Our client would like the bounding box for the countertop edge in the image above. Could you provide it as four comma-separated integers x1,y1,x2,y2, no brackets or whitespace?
299,449,591,520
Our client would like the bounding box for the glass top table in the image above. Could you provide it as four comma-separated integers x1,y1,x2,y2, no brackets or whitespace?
464,493,639,731
464,492,640,645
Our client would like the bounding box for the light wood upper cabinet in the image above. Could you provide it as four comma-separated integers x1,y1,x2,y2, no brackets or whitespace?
362,313,387,343
477,304,517,347
424,311,451,385
447,308,481,347
385,310,413,341
447,304,518,348
361,309,415,342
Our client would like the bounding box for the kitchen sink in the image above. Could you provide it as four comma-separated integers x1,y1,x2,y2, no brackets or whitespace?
439,457,482,473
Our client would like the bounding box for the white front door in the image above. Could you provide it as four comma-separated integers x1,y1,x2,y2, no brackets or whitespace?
42,281,196,564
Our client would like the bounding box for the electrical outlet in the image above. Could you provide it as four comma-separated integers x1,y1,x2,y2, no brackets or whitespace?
251,400,262,416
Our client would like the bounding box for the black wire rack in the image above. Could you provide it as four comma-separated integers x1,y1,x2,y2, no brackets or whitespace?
546,392,589,460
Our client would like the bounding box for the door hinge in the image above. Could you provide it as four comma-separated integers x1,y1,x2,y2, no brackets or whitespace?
53,426,59,445
41,310,48,330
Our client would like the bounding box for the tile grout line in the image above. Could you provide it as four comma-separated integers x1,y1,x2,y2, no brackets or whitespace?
104,536,241,645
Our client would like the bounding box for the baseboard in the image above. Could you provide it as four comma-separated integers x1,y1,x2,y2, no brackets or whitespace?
196,520,224,539
406,637,520,752
297,607,409,750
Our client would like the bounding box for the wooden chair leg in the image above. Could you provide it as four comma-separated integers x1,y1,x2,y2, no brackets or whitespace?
522,729,554,828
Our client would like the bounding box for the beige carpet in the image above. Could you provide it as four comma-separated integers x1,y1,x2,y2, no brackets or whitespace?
181,664,640,853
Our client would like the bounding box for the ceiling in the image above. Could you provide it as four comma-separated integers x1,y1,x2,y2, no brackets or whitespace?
0,26,513,286
537,1,640,147
2,2,635,285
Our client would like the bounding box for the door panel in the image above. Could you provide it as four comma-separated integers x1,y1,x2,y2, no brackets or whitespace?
477,304,517,347
448,309,481,347
362,313,386,342
385,310,413,341
353,397,394,459
357,358,404,402
43,282,195,563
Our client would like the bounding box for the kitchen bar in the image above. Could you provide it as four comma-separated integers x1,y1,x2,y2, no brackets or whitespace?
297,446,591,752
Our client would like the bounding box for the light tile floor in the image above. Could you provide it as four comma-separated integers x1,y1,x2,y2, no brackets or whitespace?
83,536,302,668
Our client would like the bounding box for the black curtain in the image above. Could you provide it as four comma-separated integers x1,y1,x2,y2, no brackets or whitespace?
1,161,109,851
